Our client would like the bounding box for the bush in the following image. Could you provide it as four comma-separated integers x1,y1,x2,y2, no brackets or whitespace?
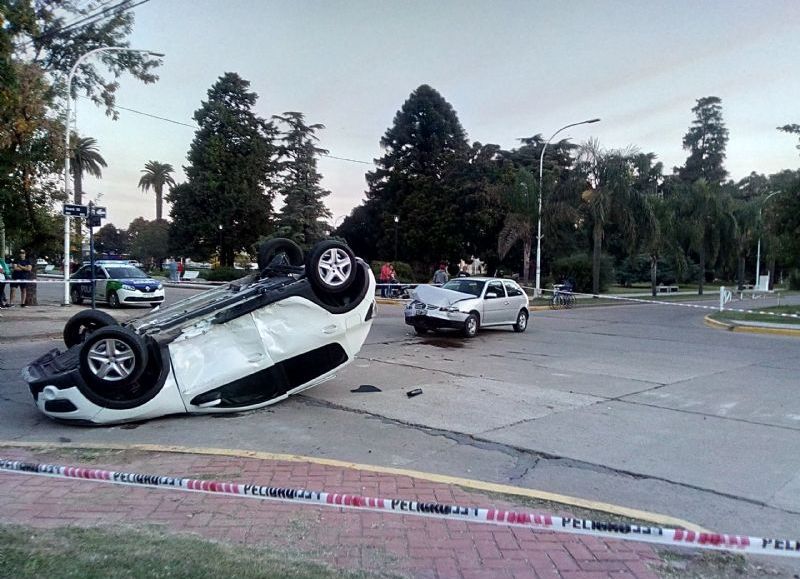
202,267,249,282
550,253,613,293
789,270,800,291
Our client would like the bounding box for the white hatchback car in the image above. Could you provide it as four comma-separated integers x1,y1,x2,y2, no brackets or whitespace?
404,277,529,337
24,239,376,425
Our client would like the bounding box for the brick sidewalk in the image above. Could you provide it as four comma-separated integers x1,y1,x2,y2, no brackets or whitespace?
0,447,663,579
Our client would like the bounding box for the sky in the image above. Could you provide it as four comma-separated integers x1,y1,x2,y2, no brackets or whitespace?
73,0,800,230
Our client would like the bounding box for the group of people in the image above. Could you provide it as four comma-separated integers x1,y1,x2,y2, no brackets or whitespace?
166,258,185,282
378,261,471,297
0,249,33,308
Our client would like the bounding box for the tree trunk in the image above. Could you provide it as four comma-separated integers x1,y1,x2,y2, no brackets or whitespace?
155,185,163,221
767,257,776,290
737,255,745,290
592,222,602,295
650,254,658,297
522,235,531,282
698,246,705,296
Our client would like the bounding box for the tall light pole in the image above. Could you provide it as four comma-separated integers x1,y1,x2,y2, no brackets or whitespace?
755,191,780,289
62,46,164,305
393,215,399,261
535,118,600,298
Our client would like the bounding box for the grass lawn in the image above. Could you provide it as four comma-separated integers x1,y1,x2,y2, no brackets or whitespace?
710,304,800,326
0,525,382,579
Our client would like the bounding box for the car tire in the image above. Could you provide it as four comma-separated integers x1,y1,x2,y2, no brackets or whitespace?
306,240,357,294
413,325,429,335
108,291,120,309
463,313,479,338
63,310,119,348
79,326,148,390
70,287,83,305
513,309,529,333
257,238,304,270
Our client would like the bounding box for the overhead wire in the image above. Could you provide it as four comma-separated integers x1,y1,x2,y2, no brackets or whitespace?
78,96,375,166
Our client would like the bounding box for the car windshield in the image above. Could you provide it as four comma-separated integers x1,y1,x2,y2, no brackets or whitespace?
105,266,148,279
442,279,485,296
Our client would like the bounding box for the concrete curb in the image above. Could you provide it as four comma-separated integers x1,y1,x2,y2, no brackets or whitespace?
0,440,706,532
703,314,800,337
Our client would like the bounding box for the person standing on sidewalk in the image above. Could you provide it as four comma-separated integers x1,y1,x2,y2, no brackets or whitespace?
9,249,32,307
432,262,449,285
0,255,11,308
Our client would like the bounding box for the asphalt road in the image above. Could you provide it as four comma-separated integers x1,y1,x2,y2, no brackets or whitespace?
2,285,799,552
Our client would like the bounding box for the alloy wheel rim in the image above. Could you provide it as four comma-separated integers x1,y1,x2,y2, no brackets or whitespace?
87,338,136,381
518,313,527,328
318,248,352,287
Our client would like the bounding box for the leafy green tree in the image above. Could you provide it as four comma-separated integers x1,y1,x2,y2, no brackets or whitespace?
677,179,737,294
777,124,800,154
93,223,129,255
168,73,278,266
363,85,471,268
128,217,168,268
138,160,175,221
679,96,729,185
272,112,332,247
577,140,655,294
496,167,537,280
2,0,161,257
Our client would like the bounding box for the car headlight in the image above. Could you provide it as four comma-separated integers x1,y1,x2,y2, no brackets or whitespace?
121,284,135,291
157,283,163,289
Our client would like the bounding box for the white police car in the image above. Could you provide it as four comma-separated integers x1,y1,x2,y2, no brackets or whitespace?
24,239,376,425
71,261,164,308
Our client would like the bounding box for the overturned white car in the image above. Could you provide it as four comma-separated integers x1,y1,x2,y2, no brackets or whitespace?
23,239,376,425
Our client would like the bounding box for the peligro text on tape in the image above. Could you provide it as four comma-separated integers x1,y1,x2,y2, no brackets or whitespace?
1,459,798,558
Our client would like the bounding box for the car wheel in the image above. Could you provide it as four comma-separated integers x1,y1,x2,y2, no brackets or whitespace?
63,310,119,348
257,238,304,270
108,291,120,309
70,287,83,305
79,326,148,389
463,313,479,338
413,325,429,335
513,309,529,333
306,240,357,294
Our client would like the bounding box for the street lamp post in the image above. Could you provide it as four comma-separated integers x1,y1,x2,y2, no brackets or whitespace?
394,215,399,261
755,191,780,289
62,46,164,305
535,118,600,298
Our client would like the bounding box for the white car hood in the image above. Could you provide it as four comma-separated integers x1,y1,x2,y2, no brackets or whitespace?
411,284,475,307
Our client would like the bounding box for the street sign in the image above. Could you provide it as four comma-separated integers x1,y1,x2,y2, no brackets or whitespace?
91,206,107,217
63,203,88,217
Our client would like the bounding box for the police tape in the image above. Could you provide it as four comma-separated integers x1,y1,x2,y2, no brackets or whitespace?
542,288,800,321
0,279,111,284
1,458,798,559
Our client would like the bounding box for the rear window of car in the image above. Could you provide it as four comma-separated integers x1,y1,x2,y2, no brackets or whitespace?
503,281,524,297
442,279,485,296
105,266,148,279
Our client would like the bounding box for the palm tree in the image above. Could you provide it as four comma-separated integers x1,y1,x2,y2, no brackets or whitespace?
69,135,107,205
497,168,537,281
578,140,654,294
138,161,176,221
679,179,737,295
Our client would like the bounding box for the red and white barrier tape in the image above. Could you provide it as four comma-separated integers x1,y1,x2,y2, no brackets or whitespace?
1,458,798,558
542,289,800,321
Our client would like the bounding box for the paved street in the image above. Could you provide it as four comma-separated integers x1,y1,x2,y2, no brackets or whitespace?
2,289,799,575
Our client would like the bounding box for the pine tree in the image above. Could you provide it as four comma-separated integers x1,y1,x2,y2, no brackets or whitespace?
272,112,332,247
679,96,729,185
362,85,471,266
168,73,278,266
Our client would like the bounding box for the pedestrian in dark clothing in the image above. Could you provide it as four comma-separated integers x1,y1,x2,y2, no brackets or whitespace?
10,249,33,306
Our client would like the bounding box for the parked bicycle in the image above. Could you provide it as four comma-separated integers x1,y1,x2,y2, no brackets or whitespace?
550,283,575,309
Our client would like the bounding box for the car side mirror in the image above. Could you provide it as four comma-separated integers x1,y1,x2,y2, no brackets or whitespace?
486,291,499,299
